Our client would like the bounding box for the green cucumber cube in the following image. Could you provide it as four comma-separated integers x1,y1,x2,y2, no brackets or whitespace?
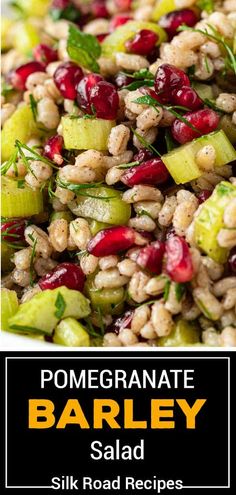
152,0,176,21
68,186,131,225
1,105,43,161
194,181,236,263
162,130,236,184
1,177,43,218
53,318,90,347
192,82,214,101
1,289,19,331
8,286,91,335
62,116,115,151
158,319,200,347
85,278,125,315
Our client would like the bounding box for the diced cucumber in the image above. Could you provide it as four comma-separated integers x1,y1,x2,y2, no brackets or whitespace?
1,289,19,331
62,116,115,151
8,286,91,335
1,242,15,272
194,181,236,263
15,0,50,17
53,317,90,346
192,82,214,101
1,105,42,162
162,130,236,184
88,219,111,236
50,211,74,223
158,319,200,347
219,115,236,144
1,17,14,50
85,278,125,315
1,177,43,218
68,186,131,225
152,0,176,21
102,21,167,58
12,22,40,55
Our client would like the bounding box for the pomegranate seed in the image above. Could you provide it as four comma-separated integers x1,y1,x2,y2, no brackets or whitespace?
89,81,119,119
8,61,45,91
133,149,154,162
1,219,27,244
159,9,198,39
109,309,134,334
96,33,109,42
44,135,64,165
91,0,109,18
154,63,190,103
33,44,58,66
54,61,83,100
76,73,104,112
136,231,154,242
165,236,194,283
137,241,165,275
39,262,85,291
114,0,132,11
87,226,136,257
125,29,158,56
109,14,132,31
121,158,169,187
170,86,203,111
171,108,220,144
114,72,133,89
197,189,212,204
229,248,236,273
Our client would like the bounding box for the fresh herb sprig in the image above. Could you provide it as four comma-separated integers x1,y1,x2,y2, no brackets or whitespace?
54,292,66,319
131,128,161,157
133,95,201,134
56,177,115,201
29,94,38,122
28,233,37,287
178,24,236,76
117,160,140,169
67,24,101,72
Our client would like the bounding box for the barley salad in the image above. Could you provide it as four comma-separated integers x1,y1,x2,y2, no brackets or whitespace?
1,0,236,347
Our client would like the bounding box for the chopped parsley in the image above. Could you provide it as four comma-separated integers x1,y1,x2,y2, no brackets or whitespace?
54,292,66,319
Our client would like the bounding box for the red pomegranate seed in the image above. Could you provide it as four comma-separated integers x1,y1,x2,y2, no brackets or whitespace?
154,63,190,103
229,248,236,273
170,86,203,111
87,226,136,257
76,73,104,112
109,309,134,334
8,61,45,91
33,44,57,66
137,241,165,275
125,29,158,56
54,61,84,100
39,262,85,291
133,149,154,162
109,14,132,31
89,81,119,119
96,33,109,42
114,72,133,89
1,219,27,244
91,0,109,18
44,135,64,165
114,0,132,11
159,9,198,39
171,108,220,144
197,189,212,204
121,158,169,187
165,236,194,283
